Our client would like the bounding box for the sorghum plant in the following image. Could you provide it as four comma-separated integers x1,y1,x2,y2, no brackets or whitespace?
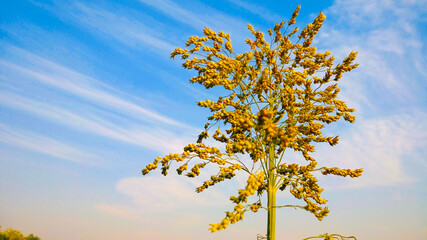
142,5,362,240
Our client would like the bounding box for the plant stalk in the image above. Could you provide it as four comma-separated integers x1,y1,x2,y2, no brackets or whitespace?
267,144,277,240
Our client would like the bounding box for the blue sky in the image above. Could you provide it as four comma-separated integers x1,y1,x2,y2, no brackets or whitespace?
0,0,426,239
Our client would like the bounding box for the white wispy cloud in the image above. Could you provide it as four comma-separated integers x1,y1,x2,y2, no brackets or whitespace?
71,2,177,54
138,0,210,30
94,176,246,240
225,0,284,23
0,46,196,154
0,123,101,165
116,175,228,211
314,0,426,113
0,91,189,154
0,55,188,129
327,0,427,27
29,0,178,55
94,173,230,226
0,45,196,129
137,0,253,45
314,112,427,189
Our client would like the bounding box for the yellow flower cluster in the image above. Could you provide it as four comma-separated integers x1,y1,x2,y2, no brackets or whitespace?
206,172,265,232
212,128,229,143
197,94,237,112
211,173,266,231
276,162,332,220
209,203,245,232
333,51,359,81
141,143,223,177
288,5,301,25
250,203,261,212
299,11,326,48
322,167,363,178
196,164,242,193
141,156,161,175
185,162,207,178
230,172,265,204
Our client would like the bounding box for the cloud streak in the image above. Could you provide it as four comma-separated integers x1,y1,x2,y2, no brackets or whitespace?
115,175,228,210
136,0,253,46
0,123,100,165
71,2,177,54
319,0,427,113
28,0,178,55
0,89,188,154
225,0,283,23
314,113,427,189
137,0,210,30
0,47,189,129
0,46,195,154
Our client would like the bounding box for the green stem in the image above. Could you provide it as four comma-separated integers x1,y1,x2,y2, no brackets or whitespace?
267,144,277,240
